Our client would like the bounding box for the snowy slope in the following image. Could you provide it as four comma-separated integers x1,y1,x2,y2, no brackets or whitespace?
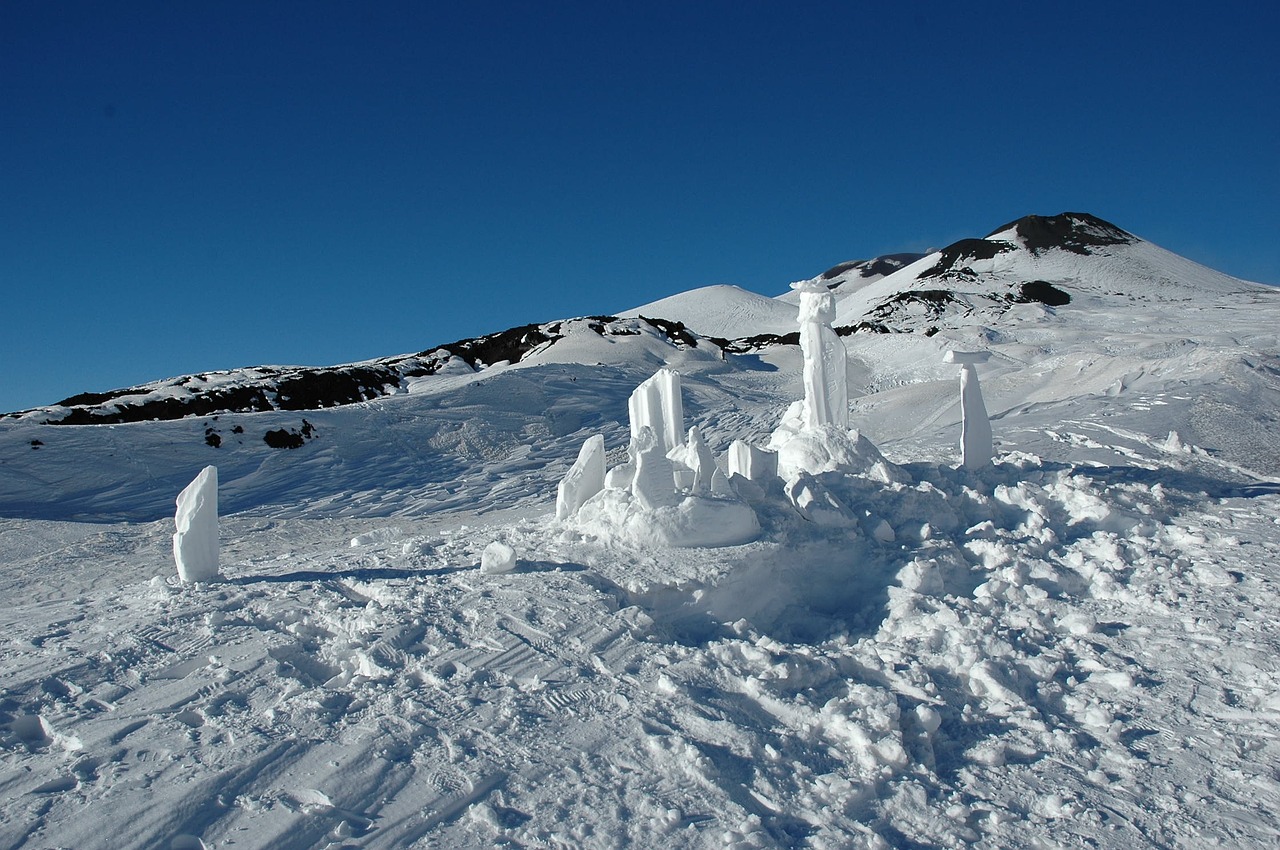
2,213,1280,849
621,284,801,339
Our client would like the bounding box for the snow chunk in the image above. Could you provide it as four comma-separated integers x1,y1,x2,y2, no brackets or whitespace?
173,465,219,583
556,434,606,520
480,541,517,574
727,440,777,482
773,424,899,481
628,368,684,453
630,426,679,510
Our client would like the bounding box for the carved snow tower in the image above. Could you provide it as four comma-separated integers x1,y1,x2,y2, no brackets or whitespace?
174,465,220,582
943,351,993,470
792,279,849,429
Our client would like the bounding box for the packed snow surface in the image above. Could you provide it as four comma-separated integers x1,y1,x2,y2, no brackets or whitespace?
3,219,1280,848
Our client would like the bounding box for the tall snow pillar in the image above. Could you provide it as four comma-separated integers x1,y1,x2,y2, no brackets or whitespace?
628,368,685,453
791,280,848,430
943,351,993,470
174,465,220,582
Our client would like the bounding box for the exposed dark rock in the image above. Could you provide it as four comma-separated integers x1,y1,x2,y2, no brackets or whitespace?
868,289,969,323
231,425,244,434
820,261,861,281
837,322,897,335
1012,280,1071,306
264,428,306,449
987,212,1134,255
437,323,557,367
638,316,700,349
712,331,801,353
205,432,222,448
822,253,928,282
918,239,1016,280
30,439,43,449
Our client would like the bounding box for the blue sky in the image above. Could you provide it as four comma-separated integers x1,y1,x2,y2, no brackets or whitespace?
3,1,1277,413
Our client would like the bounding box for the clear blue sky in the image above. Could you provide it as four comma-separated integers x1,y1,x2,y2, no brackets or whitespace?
3,1,1277,413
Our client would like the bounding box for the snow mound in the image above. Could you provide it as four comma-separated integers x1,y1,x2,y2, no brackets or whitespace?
621,284,799,338
576,489,761,548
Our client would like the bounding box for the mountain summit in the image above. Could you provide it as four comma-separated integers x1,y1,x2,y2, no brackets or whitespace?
984,211,1135,254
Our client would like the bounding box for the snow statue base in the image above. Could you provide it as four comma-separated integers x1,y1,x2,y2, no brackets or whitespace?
943,350,993,470
576,489,760,548
174,465,219,583
556,369,760,548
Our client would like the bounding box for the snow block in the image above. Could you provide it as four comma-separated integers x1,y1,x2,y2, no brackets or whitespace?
631,426,679,510
943,350,991,366
174,465,219,583
628,368,684,453
556,434,606,520
684,426,717,495
727,440,777,482
784,472,857,527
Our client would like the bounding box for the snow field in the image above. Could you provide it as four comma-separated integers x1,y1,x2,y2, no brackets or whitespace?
4,427,1279,847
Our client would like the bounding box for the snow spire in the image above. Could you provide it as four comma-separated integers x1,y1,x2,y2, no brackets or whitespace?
173,465,220,582
943,351,993,469
791,279,848,430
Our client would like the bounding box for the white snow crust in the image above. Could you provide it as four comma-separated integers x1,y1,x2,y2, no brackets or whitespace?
3,227,1280,849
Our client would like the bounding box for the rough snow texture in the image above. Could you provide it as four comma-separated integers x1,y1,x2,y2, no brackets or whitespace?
555,434,605,520
793,279,849,430
627,367,684,453
173,465,219,582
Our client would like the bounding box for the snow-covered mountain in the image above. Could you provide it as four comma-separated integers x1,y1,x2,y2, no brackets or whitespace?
3,212,1279,849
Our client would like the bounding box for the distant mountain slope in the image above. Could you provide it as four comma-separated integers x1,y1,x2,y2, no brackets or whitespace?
830,212,1272,333
6,212,1273,434
5,315,718,427
620,284,799,338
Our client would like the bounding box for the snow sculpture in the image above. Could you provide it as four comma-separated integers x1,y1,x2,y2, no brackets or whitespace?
791,279,848,430
173,465,219,583
560,368,760,548
630,426,679,510
943,351,993,469
556,434,605,520
684,426,716,495
628,368,684,453
727,439,777,482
